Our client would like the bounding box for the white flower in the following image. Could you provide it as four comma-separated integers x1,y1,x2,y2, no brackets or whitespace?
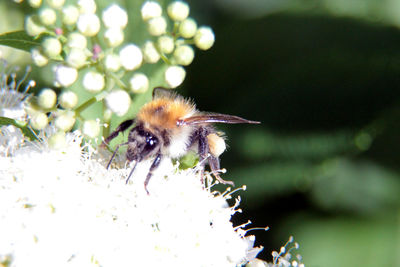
173,45,194,66
157,35,174,54
28,0,42,8
59,91,78,109
119,44,143,71
66,32,87,49
38,88,57,109
77,0,96,14
104,53,121,72
66,48,87,68
42,37,62,58
25,16,46,36
105,89,131,116
104,28,124,48
39,8,57,26
0,125,24,156
82,119,100,138
194,26,215,50
102,4,128,29
142,41,160,64
141,1,162,21
54,65,78,87
147,16,167,36
62,5,80,25
31,48,48,67
167,1,190,22
77,13,100,37
165,65,186,88
179,18,197,38
82,71,105,92
129,73,149,93
55,111,76,131
0,131,262,267
46,0,65,9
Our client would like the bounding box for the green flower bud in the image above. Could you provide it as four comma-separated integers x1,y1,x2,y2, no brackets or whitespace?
30,112,48,130
173,45,194,66
38,88,57,109
42,37,62,58
59,91,78,109
179,18,197,38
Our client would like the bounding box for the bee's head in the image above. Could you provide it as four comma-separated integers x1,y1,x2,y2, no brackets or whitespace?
126,124,160,162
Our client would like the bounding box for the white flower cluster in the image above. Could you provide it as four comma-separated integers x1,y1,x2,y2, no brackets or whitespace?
0,130,262,267
23,0,216,141
140,1,215,88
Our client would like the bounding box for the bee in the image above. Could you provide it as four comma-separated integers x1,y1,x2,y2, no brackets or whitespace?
104,87,260,194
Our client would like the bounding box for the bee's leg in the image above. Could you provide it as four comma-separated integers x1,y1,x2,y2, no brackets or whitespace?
208,155,234,186
106,142,129,169
197,127,209,186
102,119,135,146
144,152,162,195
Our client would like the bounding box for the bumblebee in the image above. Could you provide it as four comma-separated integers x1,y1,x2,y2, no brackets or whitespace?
104,87,260,194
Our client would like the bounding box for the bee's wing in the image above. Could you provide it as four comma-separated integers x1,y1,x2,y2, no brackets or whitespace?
179,113,260,126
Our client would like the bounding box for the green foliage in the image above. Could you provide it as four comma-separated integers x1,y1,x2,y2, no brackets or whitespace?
0,31,44,52
0,116,38,141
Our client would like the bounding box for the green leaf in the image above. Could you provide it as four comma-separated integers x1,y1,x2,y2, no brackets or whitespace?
0,116,38,141
0,30,43,52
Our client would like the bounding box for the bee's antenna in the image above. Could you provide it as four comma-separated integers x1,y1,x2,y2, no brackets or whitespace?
126,160,138,184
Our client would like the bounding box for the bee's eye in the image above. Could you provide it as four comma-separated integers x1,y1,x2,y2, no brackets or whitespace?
145,134,158,149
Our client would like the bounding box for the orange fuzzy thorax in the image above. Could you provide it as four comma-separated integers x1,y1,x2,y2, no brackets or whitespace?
137,96,196,129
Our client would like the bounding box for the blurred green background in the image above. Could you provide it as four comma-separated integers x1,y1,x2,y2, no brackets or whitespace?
2,0,400,266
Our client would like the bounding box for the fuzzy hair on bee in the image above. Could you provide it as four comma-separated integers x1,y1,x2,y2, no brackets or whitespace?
103,87,260,194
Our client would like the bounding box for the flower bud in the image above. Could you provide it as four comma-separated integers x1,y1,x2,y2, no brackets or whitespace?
104,54,121,72
104,28,124,48
179,18,197,38
102,4,128,29
38,88,57,109
141,1,162,21
42,37,62,58
165,65,186,88
167,1,189,22
194,26,215,50
105,90,131,116
147,16,167,36
59,91,78,109
30,112,48,130
119,44,143,71
129,73,149,93
66,48,87,68
82,120,100,138
31,48,48,67
62,5,80,25
39,8,57,26
157,35,174,54
54,65,78,87
78,0,96,14
48,131,66,149
83,71,105,92
46,0,65,9
55,112,76,131
66,32,87,49
77,13,100,37
28,0,42,8
25,16,46,36
173,45,194,66
142,41,160,64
